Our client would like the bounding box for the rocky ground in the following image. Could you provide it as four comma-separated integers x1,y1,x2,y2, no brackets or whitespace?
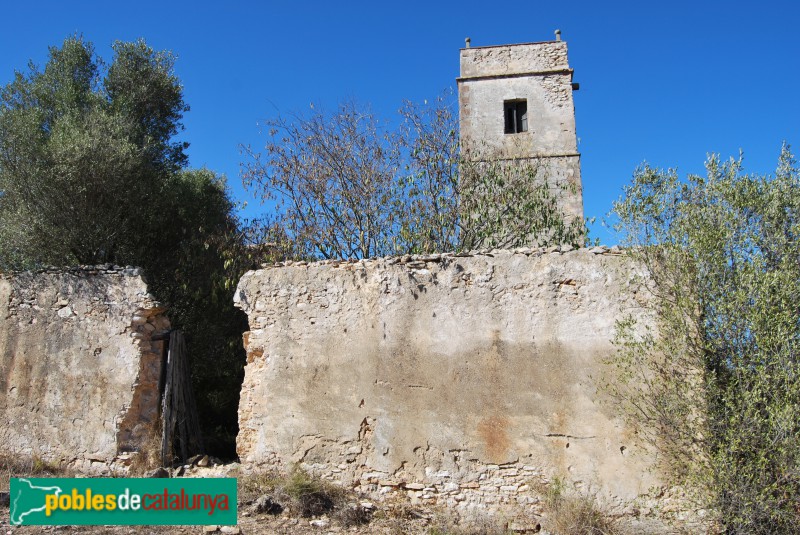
0,498,512,535
0,516,456,535
0,456,675,534
0,458,524,535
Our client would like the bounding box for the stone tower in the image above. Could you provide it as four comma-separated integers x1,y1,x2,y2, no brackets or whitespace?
457,37,583,221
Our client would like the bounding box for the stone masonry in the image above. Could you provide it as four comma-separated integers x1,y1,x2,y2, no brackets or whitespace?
235,248,680,525
458,40,583,221
0,266,169,473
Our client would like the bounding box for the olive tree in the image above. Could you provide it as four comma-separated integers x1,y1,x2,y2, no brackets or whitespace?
0,36,188,267
0,37,264,458
610,146,800,533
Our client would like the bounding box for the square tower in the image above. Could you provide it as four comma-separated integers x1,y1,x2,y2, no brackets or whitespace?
458,38,584,221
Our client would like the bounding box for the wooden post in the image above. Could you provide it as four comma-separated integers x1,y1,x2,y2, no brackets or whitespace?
160,330,204,467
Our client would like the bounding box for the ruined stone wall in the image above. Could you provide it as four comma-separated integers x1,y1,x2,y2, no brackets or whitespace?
235,248,676,522
0,266,168,472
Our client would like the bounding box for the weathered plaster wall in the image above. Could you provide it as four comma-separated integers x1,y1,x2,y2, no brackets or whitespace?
459,74,578,157
235,248,672,521
458,41,583,221
0,266,168,472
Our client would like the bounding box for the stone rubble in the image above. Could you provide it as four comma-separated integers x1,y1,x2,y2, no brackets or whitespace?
260,245,622,269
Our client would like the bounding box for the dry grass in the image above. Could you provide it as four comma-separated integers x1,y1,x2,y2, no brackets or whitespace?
368,499,430,534
238,466,348,518
237,467,284,504
279,468,345,517
127,421,164,476
547,496,622,535
0,452,74,493
332,502,373,527
371,501,514,535
537,477,627,535
0,456,633,535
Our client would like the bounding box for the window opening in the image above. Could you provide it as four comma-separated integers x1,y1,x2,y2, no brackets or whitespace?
504,100,528,134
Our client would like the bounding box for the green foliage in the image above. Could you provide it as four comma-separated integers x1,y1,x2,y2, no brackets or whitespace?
610,146,800,533
457,154,586,251
242,92,587,260
0,36,188,266
142,168,256,455
106,39,189,171
0,37,263,457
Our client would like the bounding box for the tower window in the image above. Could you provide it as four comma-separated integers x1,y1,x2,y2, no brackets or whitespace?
504,100,528,134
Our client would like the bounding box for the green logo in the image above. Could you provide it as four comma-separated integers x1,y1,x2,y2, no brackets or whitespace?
10,478,237,525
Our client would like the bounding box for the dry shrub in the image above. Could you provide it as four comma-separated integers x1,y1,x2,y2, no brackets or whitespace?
128,422,164,476
278,467,345,517
237,468,283,505
0,452,73,492
548,497,620,535
374,500,431,534
384,501,425,520
542,477,626,535
238,466,349,519
333,503,373,527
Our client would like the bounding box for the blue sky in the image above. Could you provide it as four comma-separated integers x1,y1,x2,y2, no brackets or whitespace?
1,1,798,244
